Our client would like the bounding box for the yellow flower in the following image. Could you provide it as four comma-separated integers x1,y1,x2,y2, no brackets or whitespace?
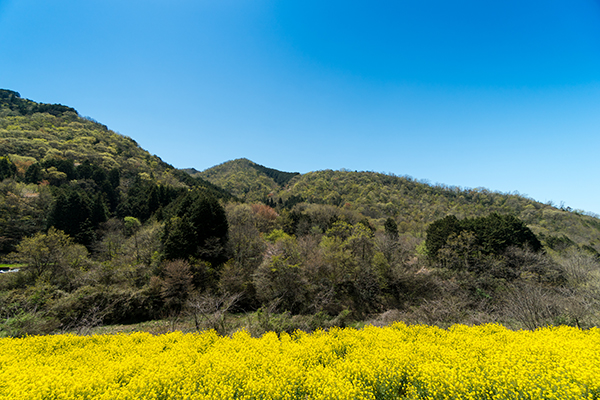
1,324,599,399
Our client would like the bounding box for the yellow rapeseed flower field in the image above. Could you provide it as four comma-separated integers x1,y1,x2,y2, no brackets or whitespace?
1,323,599,399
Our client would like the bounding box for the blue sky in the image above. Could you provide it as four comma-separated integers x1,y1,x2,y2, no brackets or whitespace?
1,0,599,214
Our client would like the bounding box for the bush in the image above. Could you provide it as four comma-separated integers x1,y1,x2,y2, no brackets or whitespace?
49,284,161,329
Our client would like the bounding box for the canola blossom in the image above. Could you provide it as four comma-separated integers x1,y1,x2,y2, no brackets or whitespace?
1,323,599,399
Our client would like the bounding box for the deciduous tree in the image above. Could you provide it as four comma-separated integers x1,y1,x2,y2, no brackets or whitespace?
14,227,88,287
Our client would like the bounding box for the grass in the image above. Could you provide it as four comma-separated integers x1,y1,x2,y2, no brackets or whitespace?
85,311,366,337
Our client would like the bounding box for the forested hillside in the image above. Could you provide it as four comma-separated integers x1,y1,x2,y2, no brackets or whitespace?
0,89,230,249
0,90,235,335
2,90,600,338
280,170,600,251
197,161,600,253
192,158,299,202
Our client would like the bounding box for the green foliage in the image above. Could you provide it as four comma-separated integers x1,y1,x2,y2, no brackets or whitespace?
0,90,189,187
24,162,43,184
424,215,462,258
3,90,600,333
0,156,17,180
162,190,229,265
49,188,97,246
118,177,182,222
0,89,76,117
41,158,76,180
426,213,542,263
0,180,52,253
0,311,60,338
384,217,399,239
282,203,362,237
542,234,576,252
123,216,142,236
13,227,89,288
49,284,161,327
194,158,297,202
265,229,290,244
248,161,299,186
170,169,235,201
253,235,308,313
220,204,268,309
0,90,235,258
267,170,600,253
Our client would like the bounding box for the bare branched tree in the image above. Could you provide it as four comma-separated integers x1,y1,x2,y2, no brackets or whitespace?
187,292,241,335
160,259,193,330
503,283,558,330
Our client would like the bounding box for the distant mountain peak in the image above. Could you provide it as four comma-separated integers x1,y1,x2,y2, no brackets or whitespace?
186,158,299,202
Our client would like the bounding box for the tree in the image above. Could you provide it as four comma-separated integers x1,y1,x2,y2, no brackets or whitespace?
346,222,375,266
318,220,382,314
426,213,541,263
253,235,308,313
162,190,228,265
90,194,109,227
13,227,88,286
470,213,542,255
41,159,76,180
0,181,52,254
187,292,241,335
437,231,482,271
123,216,141,236
48,188,94,245
162,216,195,261
118,177,183,222
124,216,142,262
160,259,193,316
425,215,461,260
0,157,17,181
220,204,266,308
384,217,399,240
24,163,43,184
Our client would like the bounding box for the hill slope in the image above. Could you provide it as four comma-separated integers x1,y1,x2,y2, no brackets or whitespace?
282,170,600,248
194,159,600,252
0,89,230,252
0,89,230,193
190,158,299,202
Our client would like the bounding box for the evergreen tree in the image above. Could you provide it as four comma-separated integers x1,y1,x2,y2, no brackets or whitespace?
42,159,76,180
384,217,399,240
49,189,94,245
425,215,462,259
0,157,17,181
24,163,43,184
162,190,228,265
426,213,542,263
90,193,109,227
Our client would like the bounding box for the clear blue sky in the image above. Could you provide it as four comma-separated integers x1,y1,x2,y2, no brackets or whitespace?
1,0,599,214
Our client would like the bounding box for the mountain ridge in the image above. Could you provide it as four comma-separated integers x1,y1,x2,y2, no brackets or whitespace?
190,159,600,252
188,158,299,202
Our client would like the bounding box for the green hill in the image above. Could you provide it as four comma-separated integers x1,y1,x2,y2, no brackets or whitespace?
0,89,228,194
280,170,600,251
190,158,299,202
193,159,600,253
0,89,230,252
